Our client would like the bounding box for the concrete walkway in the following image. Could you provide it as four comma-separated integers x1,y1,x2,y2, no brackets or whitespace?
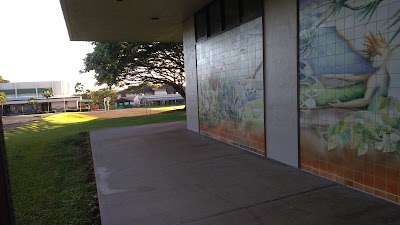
90,121,400,225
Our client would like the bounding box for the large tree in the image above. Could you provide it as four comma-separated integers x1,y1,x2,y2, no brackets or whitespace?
87,88,117,107
82,42,185,99
74,82,84,94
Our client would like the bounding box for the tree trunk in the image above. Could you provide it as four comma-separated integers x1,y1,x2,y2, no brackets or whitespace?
170,84,186,110
169,83,185,100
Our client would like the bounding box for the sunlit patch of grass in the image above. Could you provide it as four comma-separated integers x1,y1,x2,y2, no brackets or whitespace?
150,105,186,111
5,113,98,137
44,113,97,124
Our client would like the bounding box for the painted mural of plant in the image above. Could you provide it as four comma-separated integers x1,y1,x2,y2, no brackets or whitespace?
199,77,245,126
299,77,322,109
199,72,266,129
218,79,242,123
323,96,400,156
301,0,400,56
386,8,400,50
299,28,318,58
318,0,383,27
317,0,351,27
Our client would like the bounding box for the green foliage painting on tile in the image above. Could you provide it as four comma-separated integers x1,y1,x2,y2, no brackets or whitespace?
300,0,400,201
197,18,265,155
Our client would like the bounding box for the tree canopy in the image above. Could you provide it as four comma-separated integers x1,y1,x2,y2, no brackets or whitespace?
28,97,37,110
74,82,84,94
42,88,53,99
0,92,6,104
82,42,185,98
86,88,117,107
0,76,10,83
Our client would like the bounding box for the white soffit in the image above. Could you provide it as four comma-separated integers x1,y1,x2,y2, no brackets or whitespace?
60,0,212,42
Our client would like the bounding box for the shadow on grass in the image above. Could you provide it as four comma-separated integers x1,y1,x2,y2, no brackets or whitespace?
5,110,186,225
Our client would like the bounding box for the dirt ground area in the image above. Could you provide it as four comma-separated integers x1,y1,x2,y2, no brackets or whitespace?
2,114,51,131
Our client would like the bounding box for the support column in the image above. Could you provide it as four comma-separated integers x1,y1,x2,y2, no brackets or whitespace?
183,16,199,132
264,0,298,167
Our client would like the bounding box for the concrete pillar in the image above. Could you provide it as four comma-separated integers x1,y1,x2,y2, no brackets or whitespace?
183,16,199,132
264,0,298,167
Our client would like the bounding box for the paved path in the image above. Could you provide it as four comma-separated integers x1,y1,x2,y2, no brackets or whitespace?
90,121,400,225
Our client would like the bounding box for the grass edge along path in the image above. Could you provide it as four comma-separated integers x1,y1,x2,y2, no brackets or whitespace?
5,110,186,224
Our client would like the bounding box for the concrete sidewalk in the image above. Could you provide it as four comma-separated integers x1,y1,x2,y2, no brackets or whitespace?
90,121,400,225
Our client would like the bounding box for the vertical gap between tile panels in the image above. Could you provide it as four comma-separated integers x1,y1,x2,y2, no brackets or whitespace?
261,3,267,158
297,0,301,168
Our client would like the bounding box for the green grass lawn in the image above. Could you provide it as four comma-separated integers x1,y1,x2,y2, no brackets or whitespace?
5,110,186,225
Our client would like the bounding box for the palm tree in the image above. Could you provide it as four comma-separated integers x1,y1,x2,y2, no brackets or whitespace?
42,88,53,112
28,97,37,112
74,82,84,94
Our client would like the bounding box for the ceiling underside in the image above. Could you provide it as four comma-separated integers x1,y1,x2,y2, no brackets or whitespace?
60,0,211,42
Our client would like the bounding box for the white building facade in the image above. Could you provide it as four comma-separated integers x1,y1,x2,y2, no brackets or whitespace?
0,81,81,113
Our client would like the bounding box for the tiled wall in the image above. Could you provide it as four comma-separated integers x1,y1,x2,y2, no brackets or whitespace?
197,17,265,155
299,0,400,203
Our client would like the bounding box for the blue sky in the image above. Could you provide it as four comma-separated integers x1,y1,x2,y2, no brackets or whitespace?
0,0,99,90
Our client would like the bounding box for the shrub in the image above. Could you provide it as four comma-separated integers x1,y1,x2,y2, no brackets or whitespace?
44,110,56,114
66,109,79,112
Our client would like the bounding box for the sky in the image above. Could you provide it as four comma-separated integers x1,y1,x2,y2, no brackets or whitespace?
0,0,99,91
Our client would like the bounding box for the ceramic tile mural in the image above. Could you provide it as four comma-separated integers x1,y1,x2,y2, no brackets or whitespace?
197,17,265,155
299,0,400,203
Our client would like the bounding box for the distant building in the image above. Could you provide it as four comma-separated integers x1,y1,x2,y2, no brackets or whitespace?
131,86,155,96
155,86,177,95
117,86,177,99
0,81,81,114
115,85,184,108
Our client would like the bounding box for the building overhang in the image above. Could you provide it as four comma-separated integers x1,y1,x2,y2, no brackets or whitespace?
60,0,211,42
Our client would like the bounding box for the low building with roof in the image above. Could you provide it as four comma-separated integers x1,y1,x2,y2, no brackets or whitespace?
0,81,82,114
115,85,184,108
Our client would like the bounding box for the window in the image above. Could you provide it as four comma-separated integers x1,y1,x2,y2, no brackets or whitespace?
224,0,240,29
242,0,263,22
209,1,222,36
1,89,15,95
195,9,207,41
194,0,263,42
